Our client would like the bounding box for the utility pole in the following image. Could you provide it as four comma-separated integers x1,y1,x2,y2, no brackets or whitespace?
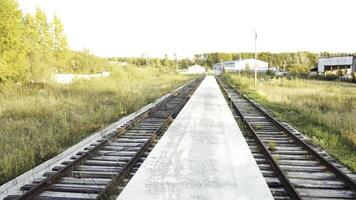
174,53,178,71
239,53,241,74
146,56,148,68
282,61,286,98
142,53,148,68
220,59,224,74
253,29,258,88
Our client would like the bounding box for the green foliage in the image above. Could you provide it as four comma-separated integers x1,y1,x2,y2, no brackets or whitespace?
0,0,27,82
309,74,339,81
0,2,113,82
110,56,194,70
286,64,310,74
23,9,56,80
268,141,277,151
52,15,69,71
66,50,108,73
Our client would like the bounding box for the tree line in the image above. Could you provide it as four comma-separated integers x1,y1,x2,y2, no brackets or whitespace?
112,51,356,75
0,0,109,82
109,54,194,70
193,52,356,74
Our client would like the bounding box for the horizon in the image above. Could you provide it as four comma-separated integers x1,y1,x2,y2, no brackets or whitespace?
18,0,356,59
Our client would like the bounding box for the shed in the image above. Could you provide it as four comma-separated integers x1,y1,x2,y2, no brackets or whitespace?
309,67,318,75
317,56,356,75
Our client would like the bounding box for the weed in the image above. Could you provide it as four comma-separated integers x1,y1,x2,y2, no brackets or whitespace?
273,155,281,162
0,66,194,184
268,141,277,151
255,124,262,130
222,73,356,172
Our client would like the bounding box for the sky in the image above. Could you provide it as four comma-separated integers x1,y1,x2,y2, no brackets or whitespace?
18,0,356,58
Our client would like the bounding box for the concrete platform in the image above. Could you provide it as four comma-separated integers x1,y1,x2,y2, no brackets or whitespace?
117,76,273,200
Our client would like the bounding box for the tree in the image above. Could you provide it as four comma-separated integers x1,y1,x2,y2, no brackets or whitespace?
51,15,69,71
153,58,161,67
0,0,27,82
179,58,193,68
161,54,170,67
69,50,107,73
23,8,55,80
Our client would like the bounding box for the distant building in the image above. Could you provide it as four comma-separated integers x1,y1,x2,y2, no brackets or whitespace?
213,59,268,73
268,67,278,73
54,72,111,84
317,56,356,75
183,64,206,74
309,67,318,75
109,61,128,66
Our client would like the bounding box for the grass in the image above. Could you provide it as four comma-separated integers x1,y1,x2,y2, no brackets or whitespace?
268,141,277,152
222,73,356,172
0,66,194,185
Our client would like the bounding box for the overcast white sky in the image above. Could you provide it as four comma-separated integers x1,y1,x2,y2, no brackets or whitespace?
18,0,356,58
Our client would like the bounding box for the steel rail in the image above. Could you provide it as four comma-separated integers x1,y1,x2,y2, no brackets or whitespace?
99,79,201,199
217,78,302,200
220,78,356,193
14,78,202,200
97,132,154,199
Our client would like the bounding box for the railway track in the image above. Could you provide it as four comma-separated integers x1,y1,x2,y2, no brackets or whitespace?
217,78,356,200
4,78,202,200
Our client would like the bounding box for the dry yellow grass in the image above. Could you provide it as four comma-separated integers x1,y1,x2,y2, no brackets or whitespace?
223,73,356,171
0,66,194,184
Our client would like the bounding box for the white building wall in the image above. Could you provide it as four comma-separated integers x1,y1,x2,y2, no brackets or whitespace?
213,63,223,72
185,65,206,74
214,59,268,73
54,72,111,84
